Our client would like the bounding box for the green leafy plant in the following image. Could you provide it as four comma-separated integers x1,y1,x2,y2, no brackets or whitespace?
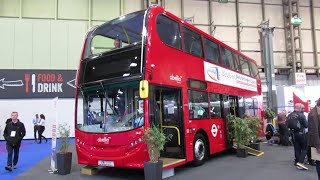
246,117,262,143
58,123,71,154
264,107,276,120
228,115,252,147
143,125,171,162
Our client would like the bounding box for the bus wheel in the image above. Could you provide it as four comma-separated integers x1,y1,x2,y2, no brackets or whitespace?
192,133,207,166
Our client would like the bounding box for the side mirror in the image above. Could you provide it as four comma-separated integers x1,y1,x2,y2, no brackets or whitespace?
139,80,149,99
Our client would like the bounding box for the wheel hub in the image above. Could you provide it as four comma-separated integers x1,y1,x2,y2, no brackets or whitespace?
194,139,205,161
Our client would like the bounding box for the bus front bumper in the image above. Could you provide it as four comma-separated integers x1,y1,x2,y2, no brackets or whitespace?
76,143,149,169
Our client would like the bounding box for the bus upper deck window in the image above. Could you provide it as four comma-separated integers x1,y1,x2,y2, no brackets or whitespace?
156,14,182,50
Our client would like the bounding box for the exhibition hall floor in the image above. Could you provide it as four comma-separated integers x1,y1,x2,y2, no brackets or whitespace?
1,140,317,180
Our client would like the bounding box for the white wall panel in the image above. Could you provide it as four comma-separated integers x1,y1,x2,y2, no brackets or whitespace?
314,0,320,7
227,43,238,50
239,3,262,27
184,0,208,24
214,26,237,50
50,21,68,69
164,0,181,18
273,29,286,52
264,0,282,5
91,21,104,27
317,31,320,53
123,0,142,15
212,2,236,26
301,30,313,52
67,22,87,69
273,52,287,67
92,0,120,21
240,28,260,51
300,7,311,29
239,0,260,3
300,0,310,6
242,51,262,66
303,53,314,67
196,25,209,35
0,0,19,17
14,21,33,69
0,19,15,69
32,21,51,69
58,0,88,20
0,99,75,140
265,5,284,28
22,0,54,18
315,8,320,30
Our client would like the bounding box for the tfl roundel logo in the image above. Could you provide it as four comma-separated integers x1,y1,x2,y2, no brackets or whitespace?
211,124,218,137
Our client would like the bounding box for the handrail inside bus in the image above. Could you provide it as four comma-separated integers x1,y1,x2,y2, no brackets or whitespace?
122,26,130,44
161,125,181,145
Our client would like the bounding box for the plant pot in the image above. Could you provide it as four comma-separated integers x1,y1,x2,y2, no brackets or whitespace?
236,148,248,158
57,152,72,175
144,160,163,180
249,143,260,151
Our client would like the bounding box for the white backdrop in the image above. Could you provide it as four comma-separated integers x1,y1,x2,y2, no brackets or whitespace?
0,98,75,140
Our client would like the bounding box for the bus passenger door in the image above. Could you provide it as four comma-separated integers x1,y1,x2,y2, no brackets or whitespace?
159,88,184,159
223,95,234,148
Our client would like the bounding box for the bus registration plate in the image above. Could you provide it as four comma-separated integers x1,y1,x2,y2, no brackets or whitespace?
98,160,114,167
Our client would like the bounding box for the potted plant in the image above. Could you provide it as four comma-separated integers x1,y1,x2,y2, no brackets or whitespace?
228,115,251,157
56,123,72,175
264,107,275,123
247,117,262,150
142,125,171,180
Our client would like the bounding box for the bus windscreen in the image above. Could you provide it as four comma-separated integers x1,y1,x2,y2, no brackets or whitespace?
85,10,146,58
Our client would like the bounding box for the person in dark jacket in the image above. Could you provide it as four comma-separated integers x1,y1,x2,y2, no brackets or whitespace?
6,118,12,124
308,99,320,179
289,103,308,170
3,112,26,171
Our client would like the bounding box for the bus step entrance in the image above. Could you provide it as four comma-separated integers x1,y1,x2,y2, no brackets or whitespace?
233,144,264,156
165,147,181,153
159,157,186,168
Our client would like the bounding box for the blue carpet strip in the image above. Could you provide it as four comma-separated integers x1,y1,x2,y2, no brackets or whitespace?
0,139,74,180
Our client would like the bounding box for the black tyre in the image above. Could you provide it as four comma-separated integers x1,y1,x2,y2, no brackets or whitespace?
192,133,207,166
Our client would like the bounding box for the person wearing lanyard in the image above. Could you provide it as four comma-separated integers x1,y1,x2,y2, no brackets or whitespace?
3,112,26,171
32,114,40,142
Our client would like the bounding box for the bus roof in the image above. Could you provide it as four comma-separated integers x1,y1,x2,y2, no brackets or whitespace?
150,6,258,66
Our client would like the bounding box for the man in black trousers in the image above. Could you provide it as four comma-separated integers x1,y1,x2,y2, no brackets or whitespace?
3,111,26,171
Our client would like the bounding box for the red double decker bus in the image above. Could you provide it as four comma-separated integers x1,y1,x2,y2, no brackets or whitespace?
75,6,262,169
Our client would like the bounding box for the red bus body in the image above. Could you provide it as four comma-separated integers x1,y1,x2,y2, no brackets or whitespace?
75,6,262,169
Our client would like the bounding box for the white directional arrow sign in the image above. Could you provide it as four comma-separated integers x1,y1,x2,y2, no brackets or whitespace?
67,79,76,88
0,78,24,89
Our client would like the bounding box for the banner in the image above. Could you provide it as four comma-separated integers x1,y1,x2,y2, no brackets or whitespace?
204,61,257,92
293,90,309,112
0,70,76,99
50,97,58,173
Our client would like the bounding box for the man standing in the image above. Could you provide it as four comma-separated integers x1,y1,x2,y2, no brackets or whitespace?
3,112,26,171
308,99,320,179
287,103,308,170
33,114,40,142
